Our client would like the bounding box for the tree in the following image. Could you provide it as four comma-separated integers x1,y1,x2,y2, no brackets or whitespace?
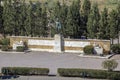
87,3,100,39
81,0,91,36
99,8,109,39
0,0,3,34
109,10,118,40
3,0,16,35
66,0,81,38
24,2,33,36
102,59,118,71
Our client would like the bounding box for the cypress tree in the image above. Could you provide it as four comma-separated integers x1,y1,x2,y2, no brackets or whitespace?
99,8,109,39
3,0,16,35
0,0,3,34
24,3,33,36
66,0,81,38
81,0,91,36
109,10,118,39
87,3,100,39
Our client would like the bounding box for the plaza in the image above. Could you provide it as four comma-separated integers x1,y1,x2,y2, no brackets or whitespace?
0,51,120,75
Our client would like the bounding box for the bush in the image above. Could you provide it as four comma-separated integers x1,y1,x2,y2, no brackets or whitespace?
1,45,9,51
2,67,49,76
83,45,94,55
1,38,10,45
102,59,118,71
58,68,120,79
111,44,120,54
16,46,25,52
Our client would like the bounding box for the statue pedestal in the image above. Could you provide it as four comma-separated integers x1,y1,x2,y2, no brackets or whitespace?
54,34,64,52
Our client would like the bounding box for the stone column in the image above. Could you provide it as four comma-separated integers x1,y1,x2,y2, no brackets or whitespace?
54,34,64,52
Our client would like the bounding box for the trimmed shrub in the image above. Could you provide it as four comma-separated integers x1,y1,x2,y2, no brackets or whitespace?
2,67,49,76
1,38,10,45
1,45,9,51
16,46,25,52
102,59,118,71
58,68,120,79
83,45,94,55
111,44,120,54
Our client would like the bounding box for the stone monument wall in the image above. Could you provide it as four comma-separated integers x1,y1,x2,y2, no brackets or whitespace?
9,36,110,53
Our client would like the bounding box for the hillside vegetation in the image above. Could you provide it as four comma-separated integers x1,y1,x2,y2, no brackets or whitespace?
27,0,119,11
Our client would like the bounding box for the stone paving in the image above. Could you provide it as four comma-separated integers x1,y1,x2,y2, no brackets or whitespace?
0,51,120,75
13,76,106,80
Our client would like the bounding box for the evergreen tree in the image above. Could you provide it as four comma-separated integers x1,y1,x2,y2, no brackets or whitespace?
41,5,48,37
81,0,91,36
59,1,68,37
19,0,27,36
3,0,16,35
116,3,120,35
66,0,81,38
0,0,3,34
109,10,118,39
87,3,100,39
99,8,109,39
24,3,33,36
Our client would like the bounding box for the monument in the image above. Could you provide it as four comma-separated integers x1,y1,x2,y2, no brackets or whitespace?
54,18,64,52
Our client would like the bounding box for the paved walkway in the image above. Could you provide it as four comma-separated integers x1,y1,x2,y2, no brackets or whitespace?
14,76,107,80
0,51,120,75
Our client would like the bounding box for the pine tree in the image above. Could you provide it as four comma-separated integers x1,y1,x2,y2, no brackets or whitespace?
66,0,81,38
3,0,16,35
81,0,91,36
99,8,109,39
109,10,118,39
0,0,3,34
87,3,100,39
24,3,33,36
59,1,68,37
41,5,48,37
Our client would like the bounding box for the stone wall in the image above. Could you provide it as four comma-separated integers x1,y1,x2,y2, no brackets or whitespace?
9,36,110,53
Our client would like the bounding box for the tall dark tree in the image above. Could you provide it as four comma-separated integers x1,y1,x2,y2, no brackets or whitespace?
24,2,33,36
0,0,3,34
3,0,16,35
87,3,100,39
59,1,68,37
66,0,81,38
99,8,109,39
109,10,118,39
81,0,91,36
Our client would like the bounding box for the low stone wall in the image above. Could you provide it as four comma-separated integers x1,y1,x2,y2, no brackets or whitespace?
9,36,110,53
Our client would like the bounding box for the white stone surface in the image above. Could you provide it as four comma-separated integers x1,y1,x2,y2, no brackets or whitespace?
65,41,90,47
54,34,64,52
94,47,103,55
28,39,54,46
13,41,24,50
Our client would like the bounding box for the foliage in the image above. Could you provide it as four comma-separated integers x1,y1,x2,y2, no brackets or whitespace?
1,45,9,51
58,68,120,79
102,59,118,71
1,0,120,39
2,67,49,75
87,3,100,39
1,38,10,45
111,44,120,54
83,45,94,55
16,46,25,52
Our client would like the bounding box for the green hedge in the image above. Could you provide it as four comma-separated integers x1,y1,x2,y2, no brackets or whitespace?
1,38,10,45
1,45,9,51
83,45,94,55
2,67,49,76
111,44,120,54
58,68,120,79
16,46,25,52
